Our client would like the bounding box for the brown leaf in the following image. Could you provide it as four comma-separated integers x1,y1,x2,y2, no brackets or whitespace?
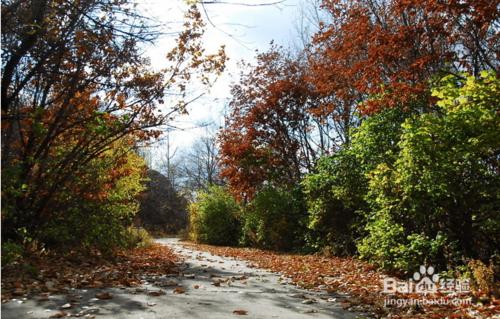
95,292,113,300
173,287,185,294
233,309,248,315
148,290,166,296
49,311,67,318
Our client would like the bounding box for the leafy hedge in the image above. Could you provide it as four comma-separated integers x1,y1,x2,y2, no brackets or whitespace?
240,186,306,251
303,72,499,273
188,185,241,245
358,72,500,272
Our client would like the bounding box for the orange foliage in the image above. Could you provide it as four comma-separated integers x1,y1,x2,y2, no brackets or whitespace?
309,0,498,114
219,47,318,200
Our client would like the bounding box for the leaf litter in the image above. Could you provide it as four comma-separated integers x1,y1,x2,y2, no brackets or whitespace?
183,242,499,319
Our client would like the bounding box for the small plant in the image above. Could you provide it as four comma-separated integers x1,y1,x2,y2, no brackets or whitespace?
468,259,495,297
124,227,154,249
240,186,306,251
1,241,24,266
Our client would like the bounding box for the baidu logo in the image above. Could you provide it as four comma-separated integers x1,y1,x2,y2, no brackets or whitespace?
413,265,439,294
382,264,469,295
382,264,472,307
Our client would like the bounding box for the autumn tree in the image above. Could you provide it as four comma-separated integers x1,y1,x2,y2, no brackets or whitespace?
1,0,225,248
219,46,329,200
308,0,499,115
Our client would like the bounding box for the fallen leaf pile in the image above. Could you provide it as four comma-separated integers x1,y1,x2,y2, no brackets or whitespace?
1,243,179,301
184,242,499,319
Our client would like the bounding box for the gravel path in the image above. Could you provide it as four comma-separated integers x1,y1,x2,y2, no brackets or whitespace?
1,238,366,319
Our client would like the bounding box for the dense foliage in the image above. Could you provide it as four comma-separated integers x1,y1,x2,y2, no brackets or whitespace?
359,72,500,272
302,150,366,256
214,0,498,278
188,186,241,246
240,186,306,251
1,0,225,254
38,142,148,252
218,46,320,201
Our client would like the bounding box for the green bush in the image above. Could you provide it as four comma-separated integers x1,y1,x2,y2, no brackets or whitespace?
1,241,24,266
240,186,306,251
359,72,500,272
123,227,154,249
188,185,240,246
302,108,410,256
302,150,367,255
37,144,147,254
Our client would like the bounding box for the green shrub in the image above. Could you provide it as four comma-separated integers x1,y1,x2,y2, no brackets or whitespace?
358,72,500,272
123,227,154,249
37,144,147,254
188,185,240,246
240,186,306,251
302,150,367,255
302,108,411,256
1,241,24,266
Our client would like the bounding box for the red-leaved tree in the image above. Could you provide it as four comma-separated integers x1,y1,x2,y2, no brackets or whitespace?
309,0,498,114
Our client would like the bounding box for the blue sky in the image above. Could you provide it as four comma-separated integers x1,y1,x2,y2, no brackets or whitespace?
136,0,318,168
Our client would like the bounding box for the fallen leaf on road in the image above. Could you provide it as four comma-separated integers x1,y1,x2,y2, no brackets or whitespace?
233,309,248,315
173,287,185,294
302,309,318,314
95,292,112,300
160,280,178,287
212,281,220,287
148,290,165,296
60,303,72,309
193,285,200,289
232,275,248,280
49,311,67,318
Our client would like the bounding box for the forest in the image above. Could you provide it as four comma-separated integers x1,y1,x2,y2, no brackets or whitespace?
192,0,499,274
1,0,499,318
